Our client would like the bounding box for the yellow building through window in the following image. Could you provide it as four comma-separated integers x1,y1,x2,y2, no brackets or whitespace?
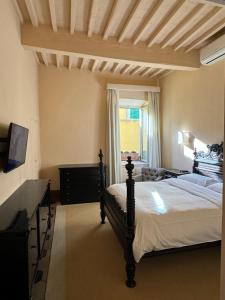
119,107,140,154
119,101,149,162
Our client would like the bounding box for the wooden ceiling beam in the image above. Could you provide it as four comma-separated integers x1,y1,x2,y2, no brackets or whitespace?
21,25,200,71
160,4,205,49
13,0,24,24
103,0,119,40
133,0,164,46
70,0,77,34
147,0,186,48
48,0,57,32
88,0,98,38
130,66,145,75
196,0,225,8
91,59,99,71
56,54,61,68
80,58,86,69
140,67,152,76
120,64,133,74
123,64,135,74
186,17,225,52
158,69,173,79
41,52,48,65
25,0,39,27
101,61,110,72
112,62,121,73
33,52,40,64
174,6,222,51
68,56,73,70
149,68,164,78
118,0,142,43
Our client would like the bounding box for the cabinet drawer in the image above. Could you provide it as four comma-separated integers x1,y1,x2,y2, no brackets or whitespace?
28,224,38,288
61,189,99,204
39,206,49,251
60,168,99,176
60,175,99,185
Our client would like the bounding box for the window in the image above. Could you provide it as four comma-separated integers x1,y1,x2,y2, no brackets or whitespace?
128,108,139,120
119,101,149,162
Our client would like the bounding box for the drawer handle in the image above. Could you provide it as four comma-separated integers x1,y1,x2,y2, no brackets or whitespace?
30,227,36,231
32,263,37,267
42,218,46,221
31,245,37,249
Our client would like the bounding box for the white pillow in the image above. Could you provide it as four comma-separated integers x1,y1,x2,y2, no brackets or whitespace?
179,173,218,187
207,183,223,194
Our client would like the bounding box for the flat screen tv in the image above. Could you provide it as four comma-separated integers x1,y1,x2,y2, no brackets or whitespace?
3,123,29,173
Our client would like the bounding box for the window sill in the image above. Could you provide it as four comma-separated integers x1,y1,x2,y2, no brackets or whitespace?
121,161,148,166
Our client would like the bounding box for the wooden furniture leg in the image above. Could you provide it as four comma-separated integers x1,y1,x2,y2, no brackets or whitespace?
99,149,106,224
125,156,136,287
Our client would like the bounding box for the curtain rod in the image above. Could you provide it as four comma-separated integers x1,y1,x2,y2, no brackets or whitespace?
107,84,160,92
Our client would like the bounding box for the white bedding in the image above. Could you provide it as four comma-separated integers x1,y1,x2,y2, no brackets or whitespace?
107,178,222,262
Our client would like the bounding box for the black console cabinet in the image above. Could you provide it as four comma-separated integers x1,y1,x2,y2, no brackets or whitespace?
0,180,51,300
59,164,100,204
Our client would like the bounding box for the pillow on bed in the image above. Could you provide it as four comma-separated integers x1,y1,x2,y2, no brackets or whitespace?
178,173,218,187
207,183,223,193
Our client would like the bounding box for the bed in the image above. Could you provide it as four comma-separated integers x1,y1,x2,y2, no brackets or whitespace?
98,143,223,288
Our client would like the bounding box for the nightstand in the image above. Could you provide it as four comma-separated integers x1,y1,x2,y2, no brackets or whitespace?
164,169,190,178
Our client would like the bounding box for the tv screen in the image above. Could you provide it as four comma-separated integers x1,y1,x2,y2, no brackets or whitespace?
3,123,29,173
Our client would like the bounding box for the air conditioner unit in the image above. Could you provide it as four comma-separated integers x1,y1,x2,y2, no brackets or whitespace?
200,34,225,65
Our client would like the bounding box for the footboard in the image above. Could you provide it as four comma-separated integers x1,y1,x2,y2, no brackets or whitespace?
103,190,127,248
98,150,136,287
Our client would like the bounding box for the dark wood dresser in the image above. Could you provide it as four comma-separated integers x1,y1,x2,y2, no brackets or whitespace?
59,164,100,205
0,180,51,300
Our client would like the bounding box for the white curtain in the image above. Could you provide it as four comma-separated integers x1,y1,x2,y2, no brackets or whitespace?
106,89,121,185
147,92,161,168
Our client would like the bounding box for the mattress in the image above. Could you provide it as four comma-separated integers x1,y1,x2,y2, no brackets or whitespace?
107,178,222,262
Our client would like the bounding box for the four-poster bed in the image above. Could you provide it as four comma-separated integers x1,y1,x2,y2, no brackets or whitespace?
98,143,223,288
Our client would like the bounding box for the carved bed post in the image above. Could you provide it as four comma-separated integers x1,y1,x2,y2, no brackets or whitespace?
125,156,136,288
98,149,106,224
193,148,198,173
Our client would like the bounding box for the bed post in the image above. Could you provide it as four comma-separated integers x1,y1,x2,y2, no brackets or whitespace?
98,149,106,224
125,156,136,288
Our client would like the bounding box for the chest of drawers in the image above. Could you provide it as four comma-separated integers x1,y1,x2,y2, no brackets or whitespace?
59,164,100,205
0,180,51,300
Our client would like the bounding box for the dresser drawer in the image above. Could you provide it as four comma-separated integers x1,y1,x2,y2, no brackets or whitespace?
61,168,99,177
59,165,102,204
61,188,99,204
60,174,99,185
39,206,49,252
28,216,38,289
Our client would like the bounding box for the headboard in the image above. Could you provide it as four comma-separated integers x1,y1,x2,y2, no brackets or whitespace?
193,142,223,182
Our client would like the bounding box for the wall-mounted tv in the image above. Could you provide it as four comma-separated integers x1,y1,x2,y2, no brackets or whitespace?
3,123,29,173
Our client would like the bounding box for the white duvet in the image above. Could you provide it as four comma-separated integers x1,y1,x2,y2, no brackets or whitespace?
107,178,222,262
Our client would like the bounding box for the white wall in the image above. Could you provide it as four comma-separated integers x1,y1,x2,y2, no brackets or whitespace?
160,61,225,171
0,1,40,204
39,65,156,189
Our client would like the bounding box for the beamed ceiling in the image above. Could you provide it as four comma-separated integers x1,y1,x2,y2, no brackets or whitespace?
13,0,225,80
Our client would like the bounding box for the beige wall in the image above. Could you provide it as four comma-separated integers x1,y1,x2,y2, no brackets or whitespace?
0,1,40,204
39,65,156,189
160,61,225,171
